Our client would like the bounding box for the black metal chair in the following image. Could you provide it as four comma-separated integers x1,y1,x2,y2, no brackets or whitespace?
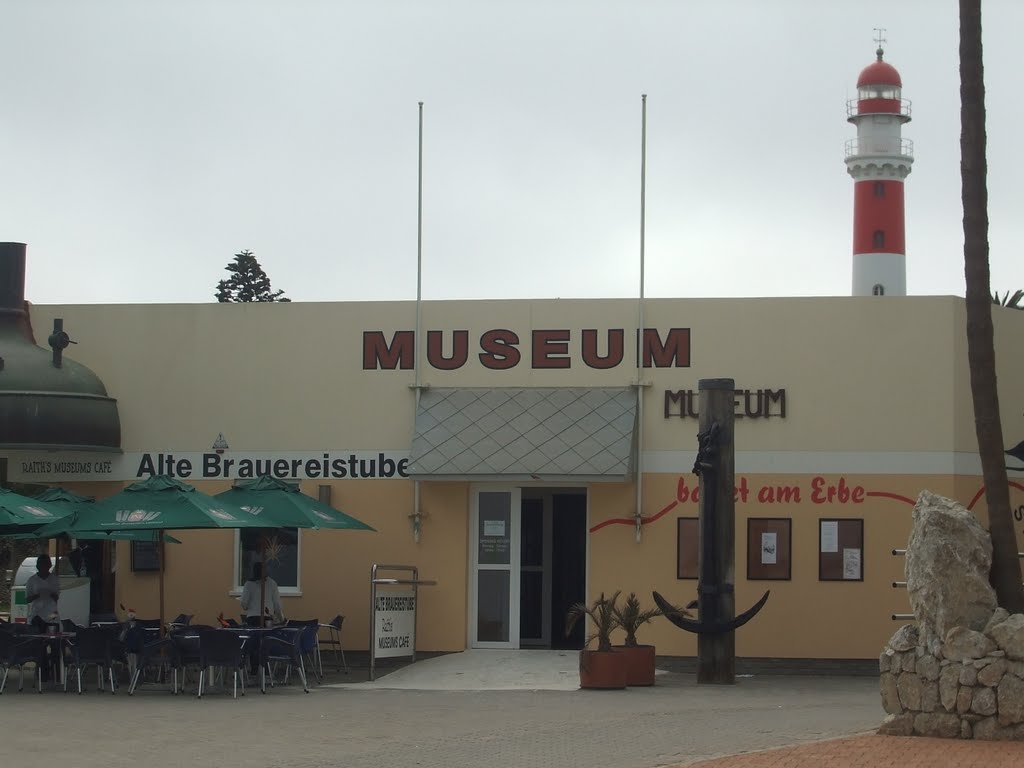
0,629,42,694
317,614,348,674
128,637,179,695
168,613,193,632
285,619,321,683
197,629,246,699
259,627,308,693
65,627,117,694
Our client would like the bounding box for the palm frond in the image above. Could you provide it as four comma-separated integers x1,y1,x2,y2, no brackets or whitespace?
565,591,621,652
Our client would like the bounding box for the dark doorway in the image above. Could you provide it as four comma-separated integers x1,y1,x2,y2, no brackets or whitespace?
517,488,587,649
550,493,586,650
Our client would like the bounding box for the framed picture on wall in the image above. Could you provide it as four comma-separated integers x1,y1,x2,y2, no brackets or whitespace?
130,540,161,572
746,518,792,580
819,518,864,581
677,517,699,579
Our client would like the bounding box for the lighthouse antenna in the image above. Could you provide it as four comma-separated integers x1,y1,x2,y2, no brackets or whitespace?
873,27,887,58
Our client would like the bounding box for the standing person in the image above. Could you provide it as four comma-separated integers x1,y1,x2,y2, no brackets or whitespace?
26,554,60,628
239,562,283,675
239,562,284,626
25,554,60,682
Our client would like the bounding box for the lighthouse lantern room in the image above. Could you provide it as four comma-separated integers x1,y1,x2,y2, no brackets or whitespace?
845,32,913,297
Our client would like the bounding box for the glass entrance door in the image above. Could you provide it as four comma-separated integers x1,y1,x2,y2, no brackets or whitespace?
470,488,521,648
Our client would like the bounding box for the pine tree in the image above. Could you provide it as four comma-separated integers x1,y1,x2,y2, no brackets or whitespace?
215,250,290,303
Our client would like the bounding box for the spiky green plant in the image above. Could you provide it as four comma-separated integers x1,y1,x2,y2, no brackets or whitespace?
612,592,665,647
565,591,621,652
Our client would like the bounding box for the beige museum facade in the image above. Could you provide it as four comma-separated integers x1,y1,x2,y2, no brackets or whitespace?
5,295,1024,661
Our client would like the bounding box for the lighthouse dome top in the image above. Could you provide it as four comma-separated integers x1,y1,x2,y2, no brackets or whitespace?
857,47,902,88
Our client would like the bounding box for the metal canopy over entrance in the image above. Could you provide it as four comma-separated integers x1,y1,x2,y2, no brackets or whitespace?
407,387,637,482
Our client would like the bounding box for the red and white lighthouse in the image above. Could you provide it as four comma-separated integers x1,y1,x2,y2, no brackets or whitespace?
845,42,913,296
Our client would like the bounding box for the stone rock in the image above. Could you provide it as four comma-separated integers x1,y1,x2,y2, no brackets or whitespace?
960,665,978,686
956,685,973,715
1010,661,1024,679
920,680,940,712
972,686,997,716
880,649,895,673
997,673,1024,726
913,712,961,738
888,624,919,652
944,627,997,662
901,653,917,673
973,716,1000,740
917,654,940,682
940,666,960,711
897,673,922,711
990,614,1024,661
961,719,972,739
878,713,914,736
880,673,903,714
906,492,997,649
985,607,1011,637
978,658,1008,687
974,716,1024,741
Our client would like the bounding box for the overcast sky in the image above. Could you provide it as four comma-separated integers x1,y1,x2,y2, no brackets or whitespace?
2,1,1023,304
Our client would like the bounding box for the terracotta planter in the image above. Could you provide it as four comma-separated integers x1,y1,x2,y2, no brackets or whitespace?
578,648,627,689
615,644,656,686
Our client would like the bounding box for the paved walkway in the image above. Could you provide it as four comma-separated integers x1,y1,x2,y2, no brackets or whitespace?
2,650,1021,767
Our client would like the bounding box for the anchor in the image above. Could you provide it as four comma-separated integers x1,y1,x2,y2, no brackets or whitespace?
653,378,769,683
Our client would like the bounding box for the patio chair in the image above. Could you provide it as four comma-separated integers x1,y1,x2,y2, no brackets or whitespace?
285,619,321,683
65,627,118,694
167,613,193,632
259,627,308,693
0,629,42,694
128,637,179,695
197,629,246,699
169,630,200,692
318,614,348,673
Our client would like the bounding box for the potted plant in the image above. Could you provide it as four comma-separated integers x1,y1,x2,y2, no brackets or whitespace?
611,592,680,686
565,591,627,690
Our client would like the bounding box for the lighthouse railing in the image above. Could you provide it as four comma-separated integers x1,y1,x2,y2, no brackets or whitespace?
844,137,914,161
846,97,912,119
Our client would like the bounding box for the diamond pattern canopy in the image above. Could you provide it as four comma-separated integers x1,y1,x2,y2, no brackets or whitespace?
408,387,637,481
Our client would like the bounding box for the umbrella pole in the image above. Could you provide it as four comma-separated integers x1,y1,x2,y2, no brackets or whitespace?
260,536,267,627
159,530,166,637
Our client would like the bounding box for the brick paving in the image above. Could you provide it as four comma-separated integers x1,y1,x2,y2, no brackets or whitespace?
687,733,1024,768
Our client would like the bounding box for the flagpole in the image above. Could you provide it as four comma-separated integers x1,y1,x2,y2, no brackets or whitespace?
412,101,424,543
635,94,647,544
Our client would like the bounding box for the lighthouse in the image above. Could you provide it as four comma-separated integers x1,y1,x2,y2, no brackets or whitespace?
845,36,913,296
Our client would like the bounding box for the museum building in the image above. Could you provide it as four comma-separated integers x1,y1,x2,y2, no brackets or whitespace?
2,48,1023,663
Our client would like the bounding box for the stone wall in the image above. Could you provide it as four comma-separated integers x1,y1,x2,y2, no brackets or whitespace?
879,491,1024,740
880,611,1024,739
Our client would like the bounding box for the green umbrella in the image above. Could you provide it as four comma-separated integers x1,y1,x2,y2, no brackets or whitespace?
215,476,375,625
33,475,265,633
23,487,181,543
0,487,70,534
215,476,375,531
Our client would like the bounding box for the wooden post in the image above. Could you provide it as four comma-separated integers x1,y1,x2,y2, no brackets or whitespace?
697,378,736,684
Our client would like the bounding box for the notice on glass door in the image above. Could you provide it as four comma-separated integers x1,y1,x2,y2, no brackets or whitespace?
483,520,506,537
760,532,777,564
